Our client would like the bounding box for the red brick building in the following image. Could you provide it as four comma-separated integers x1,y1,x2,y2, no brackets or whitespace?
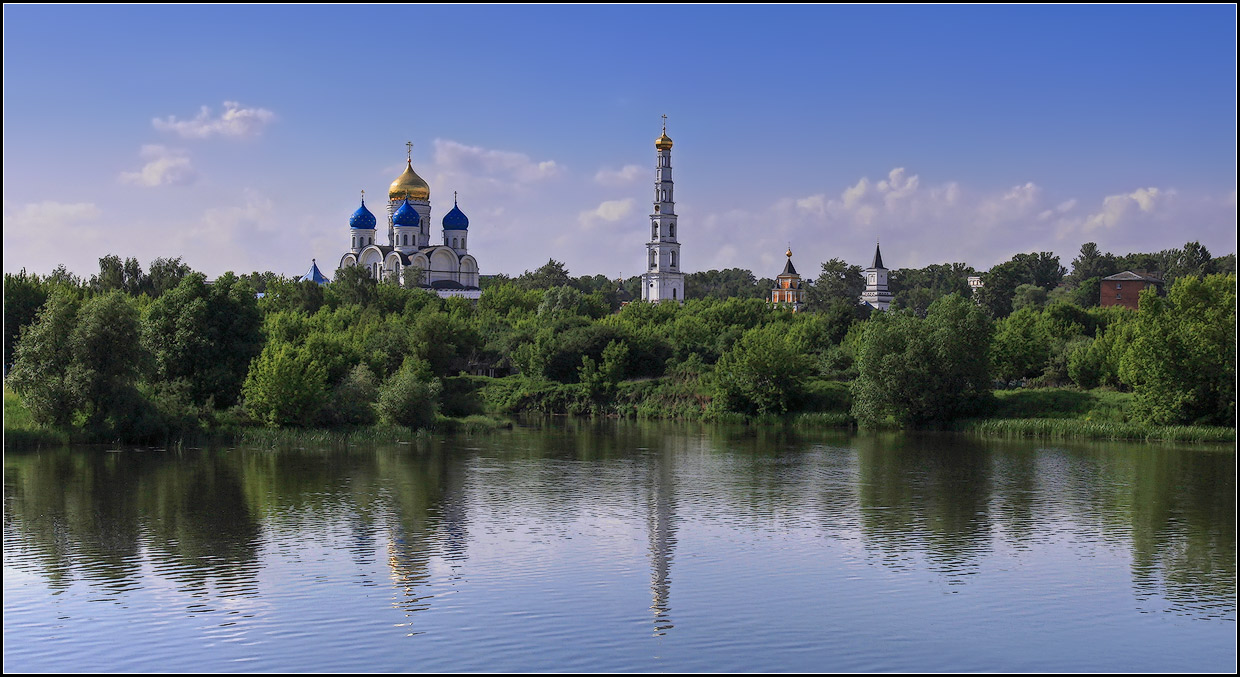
1100,271,1163,310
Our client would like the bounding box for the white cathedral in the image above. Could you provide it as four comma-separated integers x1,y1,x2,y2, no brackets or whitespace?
339,144,481,299
641,118,685,303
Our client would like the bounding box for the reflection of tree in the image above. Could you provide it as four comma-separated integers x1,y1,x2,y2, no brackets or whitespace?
855,433,993,578
1122,447,1235,617
4,449,144,588
137,452,261,591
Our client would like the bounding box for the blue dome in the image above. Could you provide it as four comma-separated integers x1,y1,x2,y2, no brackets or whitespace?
442,198,469,230
349,199,377,229
393,199,420,228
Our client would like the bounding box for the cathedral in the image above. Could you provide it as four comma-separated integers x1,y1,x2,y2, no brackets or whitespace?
339,144,481,299
641,118,685,303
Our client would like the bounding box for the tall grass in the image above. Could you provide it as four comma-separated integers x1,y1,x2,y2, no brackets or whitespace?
961,418,1234,444
4,386,70,449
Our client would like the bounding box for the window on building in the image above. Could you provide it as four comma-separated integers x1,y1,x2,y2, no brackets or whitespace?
670,224,675,238
1116,283,1122,289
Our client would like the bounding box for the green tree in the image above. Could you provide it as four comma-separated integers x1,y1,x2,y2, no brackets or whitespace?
1012,251,1066,290
1119,274,1236,425
242,342,327,427
143,272,262,408
376,361,441,429
4,269,49,367
805,258,865,311
1011,283,1048,312
328,264,377,308
1067,242,1117,288
401,264,425,289
852,294,991,426
67,291,146,429
321,363,379,426
975,260,1025,318
7,290,82,426
579,339,628,406
147,257,193,297
713,322,813,416
514,259,572,290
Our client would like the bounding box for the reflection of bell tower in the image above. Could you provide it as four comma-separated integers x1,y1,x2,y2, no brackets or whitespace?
647,447,677,635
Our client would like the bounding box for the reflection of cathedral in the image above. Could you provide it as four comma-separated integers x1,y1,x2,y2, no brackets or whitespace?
340,143,482,299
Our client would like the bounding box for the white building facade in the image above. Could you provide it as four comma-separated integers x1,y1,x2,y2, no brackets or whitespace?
339,144,481,300
859,242,893,311
641,119,685,303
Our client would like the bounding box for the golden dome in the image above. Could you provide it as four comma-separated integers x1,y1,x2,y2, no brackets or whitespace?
389,160,430,201
655,131,673,150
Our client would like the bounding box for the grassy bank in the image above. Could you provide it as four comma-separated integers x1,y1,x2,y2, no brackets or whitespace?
4,384,513,451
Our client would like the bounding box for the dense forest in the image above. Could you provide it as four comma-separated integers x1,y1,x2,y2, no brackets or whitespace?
4,241,1235,444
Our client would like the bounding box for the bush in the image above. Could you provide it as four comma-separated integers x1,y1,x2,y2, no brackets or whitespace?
376,364,442,429
320,363,378,426
242,343,327,427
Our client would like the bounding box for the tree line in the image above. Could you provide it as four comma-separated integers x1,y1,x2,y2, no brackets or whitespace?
4,240,1234,441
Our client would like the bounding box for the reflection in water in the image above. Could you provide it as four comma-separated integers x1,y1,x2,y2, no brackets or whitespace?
3,426,1235,672
855,433,994,582
646,446,677,635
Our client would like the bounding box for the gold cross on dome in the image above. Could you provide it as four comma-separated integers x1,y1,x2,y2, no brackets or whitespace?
661,114,667,132
406,141,413,162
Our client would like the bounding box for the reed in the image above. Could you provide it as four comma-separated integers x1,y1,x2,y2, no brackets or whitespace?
960,418,1234,444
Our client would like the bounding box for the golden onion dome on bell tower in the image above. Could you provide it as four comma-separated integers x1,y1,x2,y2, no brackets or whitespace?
389,159,430,202
655,114,673,150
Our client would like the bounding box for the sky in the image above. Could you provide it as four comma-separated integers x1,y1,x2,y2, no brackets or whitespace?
3,5,1236,281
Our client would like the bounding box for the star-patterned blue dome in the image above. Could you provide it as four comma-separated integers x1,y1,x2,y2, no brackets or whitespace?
443,197,469,230
349,199,377,229
393,199,420,228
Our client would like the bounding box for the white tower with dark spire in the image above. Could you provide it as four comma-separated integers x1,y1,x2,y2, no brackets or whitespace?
641,116,685,303
860,241,893,311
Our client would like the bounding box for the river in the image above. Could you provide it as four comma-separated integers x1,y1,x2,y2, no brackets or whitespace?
3,421,1235,671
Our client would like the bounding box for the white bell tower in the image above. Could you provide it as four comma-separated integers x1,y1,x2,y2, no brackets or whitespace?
641,115,685,303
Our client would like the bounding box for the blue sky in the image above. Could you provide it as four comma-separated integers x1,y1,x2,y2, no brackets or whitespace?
4,5,1235,280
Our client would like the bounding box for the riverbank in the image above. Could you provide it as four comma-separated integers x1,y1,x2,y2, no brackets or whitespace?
6,381,1233,449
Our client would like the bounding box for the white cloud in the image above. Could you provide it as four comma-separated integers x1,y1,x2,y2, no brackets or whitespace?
3,200,101,229
594,164,643,186
842,178,869,209
153,101,276,139
433,139,559,184
795,194,826,216
1081,187,1169,232
578,198,634,229
688,167,1236,275
120,145,196,187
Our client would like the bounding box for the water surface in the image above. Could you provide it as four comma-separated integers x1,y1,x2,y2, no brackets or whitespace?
4,422,1235,671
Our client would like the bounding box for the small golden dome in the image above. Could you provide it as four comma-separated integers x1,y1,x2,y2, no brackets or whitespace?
655,131,673,151
389,160,430,201
786,247,793,258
